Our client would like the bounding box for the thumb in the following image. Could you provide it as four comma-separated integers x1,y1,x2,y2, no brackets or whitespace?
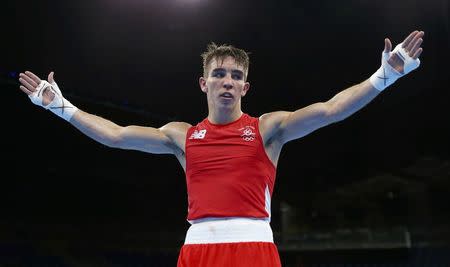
48,71,55,83
384,38,392,53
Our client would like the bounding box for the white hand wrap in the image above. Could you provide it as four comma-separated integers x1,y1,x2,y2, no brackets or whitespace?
369,43,421,91
28,80,78,121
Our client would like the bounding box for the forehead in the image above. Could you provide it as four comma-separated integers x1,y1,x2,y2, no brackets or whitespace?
208,56,245,72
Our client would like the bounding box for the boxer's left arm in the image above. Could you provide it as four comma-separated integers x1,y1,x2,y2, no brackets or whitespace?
260,30,424,145
260,79,379,146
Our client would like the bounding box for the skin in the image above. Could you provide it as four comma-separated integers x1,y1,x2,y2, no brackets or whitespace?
19,30,424,172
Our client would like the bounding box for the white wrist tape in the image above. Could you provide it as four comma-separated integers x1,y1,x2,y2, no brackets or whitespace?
369,43,421,91
29,80,78,121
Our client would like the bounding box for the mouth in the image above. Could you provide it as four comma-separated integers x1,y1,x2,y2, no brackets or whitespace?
220,92,234,99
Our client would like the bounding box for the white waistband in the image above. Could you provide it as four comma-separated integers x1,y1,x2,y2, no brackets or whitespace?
184,217,274,244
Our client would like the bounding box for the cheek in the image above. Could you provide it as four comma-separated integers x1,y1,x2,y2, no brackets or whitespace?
208,81,220,90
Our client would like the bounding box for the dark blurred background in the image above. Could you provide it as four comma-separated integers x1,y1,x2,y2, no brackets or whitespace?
1,0,449,266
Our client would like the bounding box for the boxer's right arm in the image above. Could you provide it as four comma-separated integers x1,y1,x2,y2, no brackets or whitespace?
70,111,189,155
19,70,189,155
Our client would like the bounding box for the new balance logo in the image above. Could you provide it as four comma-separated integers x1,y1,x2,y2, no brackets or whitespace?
189,129,207,139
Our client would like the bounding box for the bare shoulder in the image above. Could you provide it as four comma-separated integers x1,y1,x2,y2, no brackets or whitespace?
160,121,191,140
160,121,191,132
159,121,192,153
258,111,290,144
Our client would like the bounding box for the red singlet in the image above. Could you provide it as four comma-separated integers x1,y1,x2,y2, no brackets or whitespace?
185,113,276,221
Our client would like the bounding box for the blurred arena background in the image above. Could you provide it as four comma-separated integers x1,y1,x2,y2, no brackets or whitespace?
2,0,449,266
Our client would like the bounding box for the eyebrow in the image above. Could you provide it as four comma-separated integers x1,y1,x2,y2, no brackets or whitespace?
211,68,244,76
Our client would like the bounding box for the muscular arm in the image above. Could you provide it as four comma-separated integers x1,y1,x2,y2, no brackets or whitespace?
261,30,424,146
70,110,189,154
261,80,379,144
18,71,190,155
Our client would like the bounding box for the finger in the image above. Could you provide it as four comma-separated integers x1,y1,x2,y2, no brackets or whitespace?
402,30,419,48
408,38,423,57
19,77,36,92
19,85,33,95
19,73,39,88
48,71,54,83
25,71,42,85
412,48,423,60
405,31,424,51
384,38,392,53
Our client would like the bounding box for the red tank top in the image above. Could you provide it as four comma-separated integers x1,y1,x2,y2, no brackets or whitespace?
185,113,276,221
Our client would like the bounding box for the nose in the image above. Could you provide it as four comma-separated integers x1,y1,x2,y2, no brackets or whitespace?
223,83,233,90
223,75,233,90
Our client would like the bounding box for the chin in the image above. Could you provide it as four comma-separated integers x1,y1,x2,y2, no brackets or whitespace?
218,101,235,109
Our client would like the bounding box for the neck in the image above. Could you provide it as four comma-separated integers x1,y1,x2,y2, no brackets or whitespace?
208,107,243,125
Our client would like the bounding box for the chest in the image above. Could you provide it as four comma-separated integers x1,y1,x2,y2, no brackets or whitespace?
188,124,260,156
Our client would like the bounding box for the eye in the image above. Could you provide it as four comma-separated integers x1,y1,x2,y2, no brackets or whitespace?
212,70,226,78
232,73,243,80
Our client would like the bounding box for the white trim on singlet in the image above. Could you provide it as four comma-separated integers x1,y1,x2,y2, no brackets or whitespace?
265,184,272,222
184,217,274,244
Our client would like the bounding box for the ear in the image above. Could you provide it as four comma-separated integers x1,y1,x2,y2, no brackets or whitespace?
241,82,250,97
199,77,208,93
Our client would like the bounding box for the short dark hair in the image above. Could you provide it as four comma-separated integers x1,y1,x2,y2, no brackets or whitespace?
201,42,250,80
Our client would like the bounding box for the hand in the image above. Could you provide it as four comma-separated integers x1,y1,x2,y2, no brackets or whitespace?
385,30,424,74
19,71,57,106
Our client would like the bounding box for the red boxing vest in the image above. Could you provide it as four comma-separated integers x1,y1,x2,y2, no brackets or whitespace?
185,113,276,221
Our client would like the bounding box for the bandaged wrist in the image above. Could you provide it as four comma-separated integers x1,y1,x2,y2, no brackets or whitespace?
369,64,401,91
369,43,421,91
29,80,78,121
47,96,78,121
